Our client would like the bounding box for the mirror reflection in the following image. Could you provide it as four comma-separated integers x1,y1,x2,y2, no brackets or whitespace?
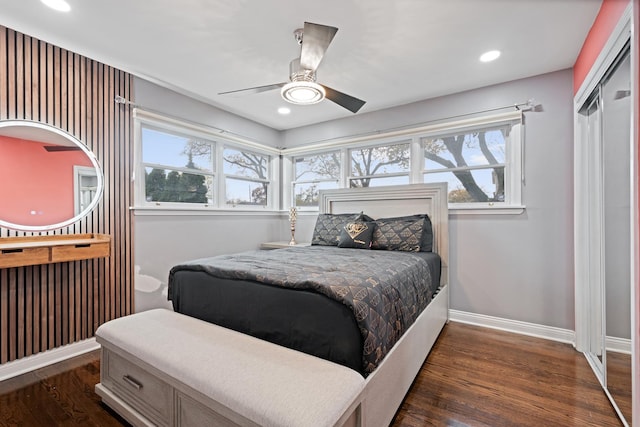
0,120,103,231
602,50,632,426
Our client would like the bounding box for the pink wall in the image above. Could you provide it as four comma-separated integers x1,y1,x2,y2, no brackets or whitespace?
0,135,93,226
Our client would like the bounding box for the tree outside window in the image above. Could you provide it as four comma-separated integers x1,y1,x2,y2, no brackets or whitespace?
292,152,340,207
350,143,410,188
142,128,213,204
423,126,508,203
223,147,269,206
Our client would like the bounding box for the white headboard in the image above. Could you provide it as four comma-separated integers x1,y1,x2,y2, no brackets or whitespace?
319,183,449,286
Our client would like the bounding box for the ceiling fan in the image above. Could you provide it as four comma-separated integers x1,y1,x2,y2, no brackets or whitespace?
219,22,366,114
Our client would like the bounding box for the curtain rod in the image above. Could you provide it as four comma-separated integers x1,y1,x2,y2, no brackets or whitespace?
114,95,267,146
115,95,540,147
288,99,540,148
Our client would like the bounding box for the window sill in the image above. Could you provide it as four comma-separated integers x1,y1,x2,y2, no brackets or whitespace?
449,205,525,215
131,206,280,216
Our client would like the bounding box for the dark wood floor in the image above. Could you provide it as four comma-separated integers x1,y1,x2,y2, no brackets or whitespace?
0,322,622,427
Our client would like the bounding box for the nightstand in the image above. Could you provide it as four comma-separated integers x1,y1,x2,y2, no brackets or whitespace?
260,241,311,250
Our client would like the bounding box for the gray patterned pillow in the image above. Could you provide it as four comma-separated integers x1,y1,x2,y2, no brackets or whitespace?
371,214,433,252
311,213,365,246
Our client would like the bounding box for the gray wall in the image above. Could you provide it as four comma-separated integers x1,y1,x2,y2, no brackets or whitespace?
133,79,285,311
283,69,576,330
134,70,576,332
134,78,282,147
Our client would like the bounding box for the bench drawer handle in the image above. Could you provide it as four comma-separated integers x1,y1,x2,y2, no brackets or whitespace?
122,374,143,390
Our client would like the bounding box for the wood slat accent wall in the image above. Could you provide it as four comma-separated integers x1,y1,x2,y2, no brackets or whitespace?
0,26,133,364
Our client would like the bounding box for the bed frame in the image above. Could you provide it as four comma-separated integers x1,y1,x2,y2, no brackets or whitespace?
319,183,449,427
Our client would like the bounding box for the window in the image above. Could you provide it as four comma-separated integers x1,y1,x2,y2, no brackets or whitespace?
349,142,410,188
291,151,340,207
223,147,270,206
422,122,521,207
141,126,214,205
135,111,278,211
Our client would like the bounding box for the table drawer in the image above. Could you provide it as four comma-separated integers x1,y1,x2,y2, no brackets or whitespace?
103,349,172,426
0,247,50,268
51,241,110,262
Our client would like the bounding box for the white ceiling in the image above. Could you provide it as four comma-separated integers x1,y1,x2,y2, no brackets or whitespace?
0,0,601,130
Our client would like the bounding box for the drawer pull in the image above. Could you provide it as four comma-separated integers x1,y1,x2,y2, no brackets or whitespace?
122,374,143,390
1,248,23,254
75,243,91,248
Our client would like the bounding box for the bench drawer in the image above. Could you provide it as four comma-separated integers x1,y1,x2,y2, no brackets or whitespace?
103,349,172,426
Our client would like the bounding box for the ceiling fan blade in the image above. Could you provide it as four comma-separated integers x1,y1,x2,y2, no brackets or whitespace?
219,83,286,96
322,85,366,113
299,22,338,72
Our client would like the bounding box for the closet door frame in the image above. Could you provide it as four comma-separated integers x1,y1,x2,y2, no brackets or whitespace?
573,3,637,425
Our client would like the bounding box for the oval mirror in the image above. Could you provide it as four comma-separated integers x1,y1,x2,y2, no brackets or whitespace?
0,120,103,231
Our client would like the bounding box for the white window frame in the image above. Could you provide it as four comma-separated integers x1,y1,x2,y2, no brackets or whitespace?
221,144,274,209
421,119,523,211
282,111,524,214
133,109,279,212
348,139,412,188
290,150,342,210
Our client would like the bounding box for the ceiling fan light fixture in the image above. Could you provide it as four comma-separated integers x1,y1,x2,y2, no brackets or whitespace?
281,81,325,105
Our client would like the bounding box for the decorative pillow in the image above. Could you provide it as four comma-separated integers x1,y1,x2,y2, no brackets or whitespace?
371,214,433,252
311,213,365,246
338,221,375,249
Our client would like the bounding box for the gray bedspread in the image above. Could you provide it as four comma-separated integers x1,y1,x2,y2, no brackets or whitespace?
168,245,435,375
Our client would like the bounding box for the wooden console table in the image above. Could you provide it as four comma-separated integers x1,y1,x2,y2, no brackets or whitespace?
0,233,111,268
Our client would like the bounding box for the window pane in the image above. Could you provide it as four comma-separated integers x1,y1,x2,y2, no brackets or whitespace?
144,167,213,204
142,127,213,172
226,178,268,206
351,144,410,177
294,181,339,207
423,128,506,171
294,152,340,181
424,167,505,203
223,148,268,179
350,175,410,188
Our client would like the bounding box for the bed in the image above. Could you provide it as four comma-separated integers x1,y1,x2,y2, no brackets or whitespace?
168,183,449,427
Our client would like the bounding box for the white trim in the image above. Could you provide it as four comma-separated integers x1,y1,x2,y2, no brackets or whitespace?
574,5,632,355
574,4,633,106
0,338,99,382
606,336,632,354
450,206,525,215
132,207,282,217
632,1,639,423
449,309,575,345
133,108,280,155
282,111,522,155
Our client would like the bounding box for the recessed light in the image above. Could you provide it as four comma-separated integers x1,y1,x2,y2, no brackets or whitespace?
278,107,291,115
480,50,501,63
41,0,71,12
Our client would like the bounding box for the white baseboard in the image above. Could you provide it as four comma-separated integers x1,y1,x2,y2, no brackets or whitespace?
449,309,576,345
606,336,632,354
0,338,99,382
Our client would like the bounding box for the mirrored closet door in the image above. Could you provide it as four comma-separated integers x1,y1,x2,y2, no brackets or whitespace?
602,48,632,426
578,44,633,427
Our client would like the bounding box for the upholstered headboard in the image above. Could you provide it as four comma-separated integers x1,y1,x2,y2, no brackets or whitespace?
319,183,449,287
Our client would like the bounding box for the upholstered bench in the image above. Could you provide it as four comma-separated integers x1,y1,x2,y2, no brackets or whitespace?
95,309,365,427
